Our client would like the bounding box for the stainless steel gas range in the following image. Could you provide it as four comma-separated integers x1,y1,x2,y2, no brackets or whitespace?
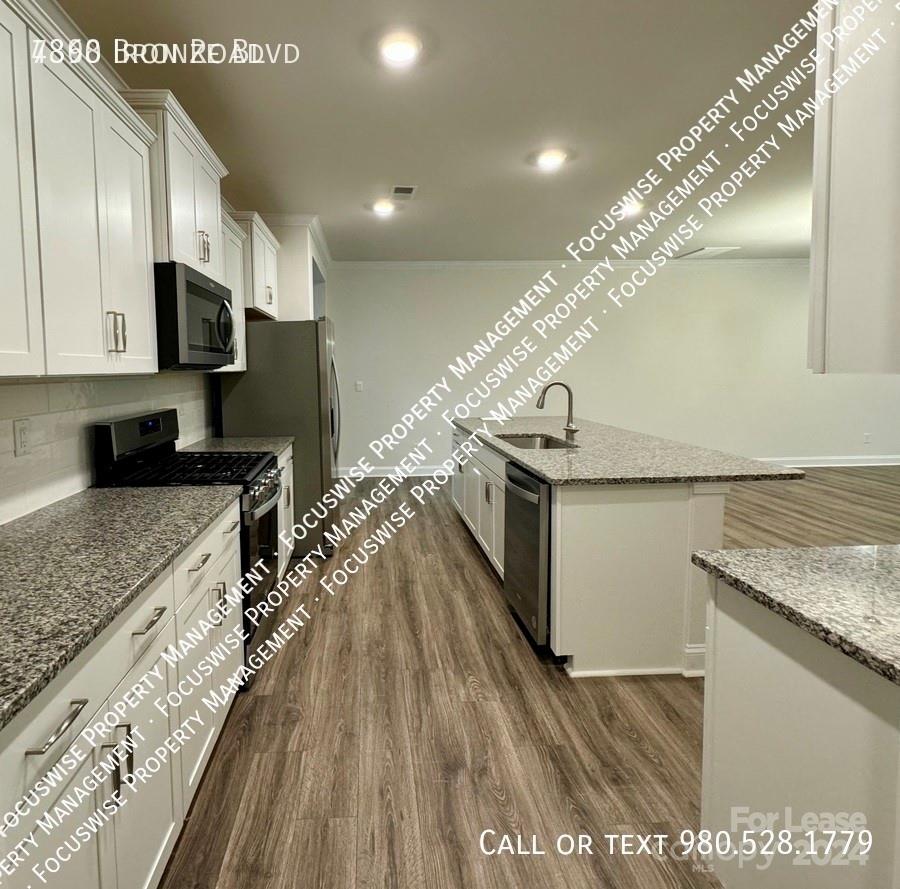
92,408,281,685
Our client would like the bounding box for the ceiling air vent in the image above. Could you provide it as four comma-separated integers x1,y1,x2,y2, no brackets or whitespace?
391,185,417,201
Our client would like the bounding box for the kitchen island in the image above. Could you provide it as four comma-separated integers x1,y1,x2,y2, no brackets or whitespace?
693,546,900,888
453,416,802,676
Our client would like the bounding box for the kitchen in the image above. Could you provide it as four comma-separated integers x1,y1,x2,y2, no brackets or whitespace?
1,0,899,888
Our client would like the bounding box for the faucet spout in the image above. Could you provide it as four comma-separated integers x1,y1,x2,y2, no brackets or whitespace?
535,381,578,444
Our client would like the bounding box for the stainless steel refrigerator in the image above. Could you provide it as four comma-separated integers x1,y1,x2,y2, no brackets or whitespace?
215,318,340,557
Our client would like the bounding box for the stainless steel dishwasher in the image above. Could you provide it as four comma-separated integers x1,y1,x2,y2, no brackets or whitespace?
503,463,551,645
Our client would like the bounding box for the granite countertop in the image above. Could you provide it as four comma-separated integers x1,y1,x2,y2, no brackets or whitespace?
0,486,242,731
693,546,900,685
455,416,804,485
184,436,294,457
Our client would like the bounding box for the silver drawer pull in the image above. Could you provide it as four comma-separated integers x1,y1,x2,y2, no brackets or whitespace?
223,521,239,534
132,606,167,637
26,699,88,756
189,552,212,573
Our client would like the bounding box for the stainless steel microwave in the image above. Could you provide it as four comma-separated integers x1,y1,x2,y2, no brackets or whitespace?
154,262,235,369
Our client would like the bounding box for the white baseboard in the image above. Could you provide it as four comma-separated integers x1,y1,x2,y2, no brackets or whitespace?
564,663,686,679
757,455,900,468
682,643,706,677
337,464,445,478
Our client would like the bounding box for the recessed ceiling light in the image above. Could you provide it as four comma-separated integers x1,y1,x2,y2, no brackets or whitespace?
372,198,395,217
622,199,644,217
378,31,422,68
535,148,569,173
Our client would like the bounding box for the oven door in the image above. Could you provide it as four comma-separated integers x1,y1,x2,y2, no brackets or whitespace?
240,482,281,681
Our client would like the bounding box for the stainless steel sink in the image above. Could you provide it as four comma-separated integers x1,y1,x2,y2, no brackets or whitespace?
495,433,576,450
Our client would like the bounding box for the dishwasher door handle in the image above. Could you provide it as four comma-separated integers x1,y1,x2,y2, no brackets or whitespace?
505,478,540,504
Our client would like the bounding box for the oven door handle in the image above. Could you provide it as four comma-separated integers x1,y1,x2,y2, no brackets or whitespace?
248,479,283,522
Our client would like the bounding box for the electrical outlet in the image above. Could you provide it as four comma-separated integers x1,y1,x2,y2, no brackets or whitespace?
13,418,32,457
863,432,872,445
355,380,364,392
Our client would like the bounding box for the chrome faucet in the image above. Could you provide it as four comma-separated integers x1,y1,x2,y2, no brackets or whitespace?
536,381,578,443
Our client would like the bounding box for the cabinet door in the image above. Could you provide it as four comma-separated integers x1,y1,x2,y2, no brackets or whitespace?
100,114,157,373
490,478,505,577
209,544,243,732
263,238,278,317
250,228,267,312
477,472,494,555
174,585,216,809
0,8,44,375
278,452,293,575
450,447,464,514
166,118,198,268
194,154,222,281
215,223,247,372
463,461,481,534
31,41,110,375
107,620,180,889
6,738,107,889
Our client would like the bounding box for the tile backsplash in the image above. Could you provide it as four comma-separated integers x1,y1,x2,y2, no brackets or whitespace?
0,374,212,524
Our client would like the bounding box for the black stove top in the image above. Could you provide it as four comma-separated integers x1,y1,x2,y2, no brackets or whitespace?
110,450,272,487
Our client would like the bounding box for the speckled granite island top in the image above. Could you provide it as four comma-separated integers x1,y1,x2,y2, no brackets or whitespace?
693,546,900,685
454,416,804,485
0,486,241,731
184,435,294,457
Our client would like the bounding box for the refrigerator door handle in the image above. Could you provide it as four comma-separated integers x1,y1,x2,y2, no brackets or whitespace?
330,357,341,462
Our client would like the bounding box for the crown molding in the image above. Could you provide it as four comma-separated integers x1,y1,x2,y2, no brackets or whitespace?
120,89,229,178
329,257,809,271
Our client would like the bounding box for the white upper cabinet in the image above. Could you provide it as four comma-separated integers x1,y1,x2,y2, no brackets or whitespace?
0,4,43,376
231,211,280,318
122,90,227,285
100,116,157,373
216,211,248,372
30,42,107,375
0,1,157,378
809,0,900,373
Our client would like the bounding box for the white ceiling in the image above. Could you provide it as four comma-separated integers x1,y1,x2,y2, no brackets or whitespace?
59,0,815,261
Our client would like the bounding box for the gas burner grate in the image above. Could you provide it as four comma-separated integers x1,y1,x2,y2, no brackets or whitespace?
117,451,269,486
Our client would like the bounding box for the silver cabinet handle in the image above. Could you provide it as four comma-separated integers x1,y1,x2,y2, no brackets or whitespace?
210,582,225,626
132,606,166,637
106,311,124,353
285,485,291,509
265,285,273,304
206,232,212,263
26,699,88,756
101,723,134,797
189,552,212,573
118,312,127,352
485,481,494,505
198,230,209,262
223,520,239,535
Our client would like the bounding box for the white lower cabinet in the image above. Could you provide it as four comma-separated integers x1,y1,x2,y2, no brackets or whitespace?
278,448,294,576
104,621,180,889
0,500,242,889
454,442,506,577
174,578,217,810
6,737,107,889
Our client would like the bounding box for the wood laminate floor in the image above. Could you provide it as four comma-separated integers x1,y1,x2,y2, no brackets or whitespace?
159,467,900,889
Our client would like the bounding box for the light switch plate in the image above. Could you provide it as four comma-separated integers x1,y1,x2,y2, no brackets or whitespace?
13,418,32,457
355,380,364,392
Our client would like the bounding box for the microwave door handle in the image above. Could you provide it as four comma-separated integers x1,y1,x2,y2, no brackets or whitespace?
220,300,236,353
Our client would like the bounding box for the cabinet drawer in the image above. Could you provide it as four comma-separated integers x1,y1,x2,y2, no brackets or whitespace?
173,501,240,607
0,568,175,837
474,442,507,482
